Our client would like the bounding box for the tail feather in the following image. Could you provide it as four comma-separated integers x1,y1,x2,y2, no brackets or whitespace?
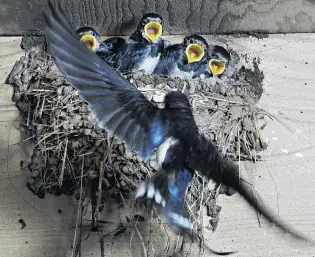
188,134,312,243
135,168,237,255
136,169,195,235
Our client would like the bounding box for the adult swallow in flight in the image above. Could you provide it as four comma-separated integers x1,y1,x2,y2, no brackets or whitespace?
96,13,167,74
152,34,209,79
43,1,311,252
192,45,231,79
76,26,102,52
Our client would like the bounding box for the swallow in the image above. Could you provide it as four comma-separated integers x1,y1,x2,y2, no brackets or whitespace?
43,1,312,253
96,36,127,60
152,34,209,79
192,45,231,79
96,13,167,74
76,26,102,52
129,13,170,49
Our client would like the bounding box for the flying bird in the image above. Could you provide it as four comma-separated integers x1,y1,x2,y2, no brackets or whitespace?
152,34,209,79
96,13,167,74
43,0,312,253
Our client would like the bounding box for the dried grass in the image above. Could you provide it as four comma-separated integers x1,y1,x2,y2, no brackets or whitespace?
7,41,269,255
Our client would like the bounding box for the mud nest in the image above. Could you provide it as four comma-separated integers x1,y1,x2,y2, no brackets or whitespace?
7,37,268,234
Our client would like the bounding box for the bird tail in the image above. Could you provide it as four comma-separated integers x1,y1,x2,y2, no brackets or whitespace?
136,168,195,236
135,168,237,255
189,135,312,243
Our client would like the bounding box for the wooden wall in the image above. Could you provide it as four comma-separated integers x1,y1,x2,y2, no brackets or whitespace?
0,0,315,36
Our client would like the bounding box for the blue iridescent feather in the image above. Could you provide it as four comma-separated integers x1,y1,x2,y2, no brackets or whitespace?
168,169,193,207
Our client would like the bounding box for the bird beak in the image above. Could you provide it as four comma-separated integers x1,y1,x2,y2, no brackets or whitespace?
185,44,204,64
144,21,162,43
209,59,226,76
79,34,97,52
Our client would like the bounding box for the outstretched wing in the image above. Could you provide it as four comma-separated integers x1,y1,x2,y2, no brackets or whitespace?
188,134,311,242
44,0,167,161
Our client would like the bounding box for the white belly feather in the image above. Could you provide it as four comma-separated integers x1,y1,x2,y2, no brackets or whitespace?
137,53,161,74
156,137,179,167
170,65,194,79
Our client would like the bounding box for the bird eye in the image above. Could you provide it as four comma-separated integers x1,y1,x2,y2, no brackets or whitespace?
189,39,194,44
106,43,113,49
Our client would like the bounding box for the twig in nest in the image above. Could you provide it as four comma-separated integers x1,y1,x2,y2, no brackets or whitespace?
59,137,68,185
237,125,241,182
94,161,105,229
71,157,84,257
162,223,171,253
198,178,205,249
174,235,181,254
206,95,250,106
119,192,147,257
90,176,99,232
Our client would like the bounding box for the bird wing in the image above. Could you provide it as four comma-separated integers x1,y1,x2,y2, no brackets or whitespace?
44,0,168,161
188,134,311,242
153,44,182,75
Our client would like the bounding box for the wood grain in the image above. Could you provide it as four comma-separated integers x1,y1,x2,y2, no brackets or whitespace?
0,35,315,256
0,0,315,36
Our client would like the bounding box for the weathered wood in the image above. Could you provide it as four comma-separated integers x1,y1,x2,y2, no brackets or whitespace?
0,35,315,256
0,0,315,36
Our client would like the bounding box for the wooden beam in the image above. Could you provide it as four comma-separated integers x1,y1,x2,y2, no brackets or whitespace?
0,0,315,36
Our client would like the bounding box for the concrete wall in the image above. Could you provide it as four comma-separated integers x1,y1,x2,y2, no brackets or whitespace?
0,0,315,36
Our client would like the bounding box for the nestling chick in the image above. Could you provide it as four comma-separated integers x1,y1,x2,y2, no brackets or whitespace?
97,13,167,74
192,44,231,79
153,34,209,79
76,26,102,52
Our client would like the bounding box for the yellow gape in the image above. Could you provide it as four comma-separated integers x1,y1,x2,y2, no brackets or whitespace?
144,21,162,43
185,44,204,64
209,59,226,76
80,34,97,52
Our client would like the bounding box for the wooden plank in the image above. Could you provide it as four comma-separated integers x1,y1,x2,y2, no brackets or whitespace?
0,35,315,256
1,0,315,36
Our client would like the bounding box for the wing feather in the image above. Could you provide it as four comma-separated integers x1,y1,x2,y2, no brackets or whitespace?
44,0,168,161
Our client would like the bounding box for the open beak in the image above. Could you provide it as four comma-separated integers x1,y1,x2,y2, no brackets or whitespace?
209,59,226,76
80,34,97,52
144,21,162,43
186,44,204,64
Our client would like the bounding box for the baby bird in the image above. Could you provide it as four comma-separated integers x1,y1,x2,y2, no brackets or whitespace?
97,13,167,74
192,44,231,79
129,12,169,49
152,34,209,79
76,26,102,52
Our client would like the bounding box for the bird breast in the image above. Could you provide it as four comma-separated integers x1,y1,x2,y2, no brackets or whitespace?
170,65,194,79
137,53,161,74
